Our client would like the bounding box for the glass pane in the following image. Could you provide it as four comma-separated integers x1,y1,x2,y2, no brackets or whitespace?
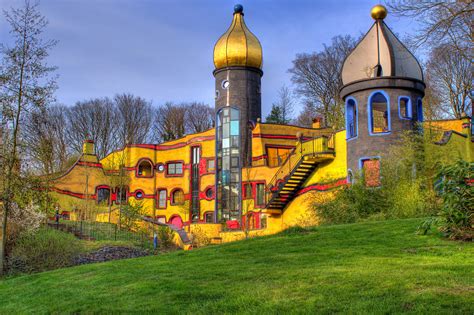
231,108,239,120
230,121,239,135
371,93,388,133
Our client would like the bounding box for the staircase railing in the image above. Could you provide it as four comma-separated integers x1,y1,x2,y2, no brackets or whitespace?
265,133,336,206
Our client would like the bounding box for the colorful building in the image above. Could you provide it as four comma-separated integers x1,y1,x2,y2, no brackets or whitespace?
49,5,473,247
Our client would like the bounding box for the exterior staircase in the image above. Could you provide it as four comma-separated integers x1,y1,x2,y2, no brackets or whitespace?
266,135,336,211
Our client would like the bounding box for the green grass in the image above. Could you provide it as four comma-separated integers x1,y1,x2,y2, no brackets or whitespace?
0,218,472,313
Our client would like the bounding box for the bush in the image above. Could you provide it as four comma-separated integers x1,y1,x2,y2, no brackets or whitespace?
7,227,83,274
431,159,473,240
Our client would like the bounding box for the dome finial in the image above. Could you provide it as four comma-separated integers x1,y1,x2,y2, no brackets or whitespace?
371,4,387,20
234,4,243,14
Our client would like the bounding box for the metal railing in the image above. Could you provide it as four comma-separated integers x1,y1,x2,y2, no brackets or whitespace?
265,133,336,206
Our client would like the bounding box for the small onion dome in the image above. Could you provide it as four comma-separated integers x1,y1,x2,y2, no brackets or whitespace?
341,5,423,86
213,4,263,69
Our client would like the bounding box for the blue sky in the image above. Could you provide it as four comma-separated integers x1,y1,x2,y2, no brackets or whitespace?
0,0,421,117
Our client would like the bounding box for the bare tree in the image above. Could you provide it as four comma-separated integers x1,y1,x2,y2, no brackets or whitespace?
185,102,214,134
67,98,118,159
387,1,473,59
0,0,57,275
289,35,357,129
266,86,294,124
294,101,318,128
426,44,472,118
114,93,152,146
153,102,187,142
23,105,70,174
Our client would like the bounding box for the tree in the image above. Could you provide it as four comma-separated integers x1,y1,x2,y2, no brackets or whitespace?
66,98,118,159
23,105,70,174
289,35,357,129
185,102,214,134
114,93,152,146
387,1,473,59
153,102,187,142
265,86,294,124
0,0,57,275
295,101,318,127
425,44,472,118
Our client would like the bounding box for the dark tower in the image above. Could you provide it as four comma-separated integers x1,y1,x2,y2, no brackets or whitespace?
213,4,263,222
340,5,425,183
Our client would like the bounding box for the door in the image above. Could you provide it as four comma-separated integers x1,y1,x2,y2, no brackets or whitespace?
191,146,201,221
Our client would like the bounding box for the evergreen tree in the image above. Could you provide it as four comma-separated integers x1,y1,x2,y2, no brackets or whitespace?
265,104,284,124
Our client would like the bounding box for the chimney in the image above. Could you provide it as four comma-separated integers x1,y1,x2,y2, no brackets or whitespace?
312,117,323,129
82,139,94,155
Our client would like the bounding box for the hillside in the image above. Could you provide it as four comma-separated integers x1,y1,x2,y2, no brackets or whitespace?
0,219,473,313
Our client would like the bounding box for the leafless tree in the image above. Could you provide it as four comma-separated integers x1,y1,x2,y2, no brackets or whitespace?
294,101,318,128
153,102,187,142
289,35,357,129
114,93,153,146
387,0,473,59
185,102,214,134
66,98,118,159
0,0,57,275
23,104,70,174
426,44,472,118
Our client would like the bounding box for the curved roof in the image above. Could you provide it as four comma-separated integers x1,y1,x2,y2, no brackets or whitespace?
341,20,423,85
213,5,262,70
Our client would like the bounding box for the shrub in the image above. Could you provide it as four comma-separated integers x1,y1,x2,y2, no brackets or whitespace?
190,226,211,248
7,227,83,274
156,226,175,249
430,159,473,240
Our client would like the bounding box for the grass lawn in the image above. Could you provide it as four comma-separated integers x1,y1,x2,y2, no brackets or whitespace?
0,218,472,313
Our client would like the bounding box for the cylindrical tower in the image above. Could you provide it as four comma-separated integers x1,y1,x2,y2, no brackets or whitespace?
340,5,425,184
213,4,263,222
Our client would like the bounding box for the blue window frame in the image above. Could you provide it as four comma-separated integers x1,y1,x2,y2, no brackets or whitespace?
345,97,358,140
416,98,423,122
368,91,391,136
398,96,412,119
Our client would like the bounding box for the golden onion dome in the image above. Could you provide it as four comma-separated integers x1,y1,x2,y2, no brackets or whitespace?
213,4,263,70
371,4,388,20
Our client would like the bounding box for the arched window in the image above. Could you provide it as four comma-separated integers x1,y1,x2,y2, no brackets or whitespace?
137,159,153,177
398,96,412,119
171,189,185,205
368,91,390,135
345,98,358,139
96,186,110,205
416,98,423,122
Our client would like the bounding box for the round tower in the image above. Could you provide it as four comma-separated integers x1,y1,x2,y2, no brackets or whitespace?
340,5,425,182
213,4,263,222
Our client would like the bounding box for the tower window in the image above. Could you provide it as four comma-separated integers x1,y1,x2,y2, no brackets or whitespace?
345,98,358,139
368,91,390,135
398,96,412,119
221,80,230,89
416,98,423,122
171,189,185,205
360,157,381,187
137,159,153,177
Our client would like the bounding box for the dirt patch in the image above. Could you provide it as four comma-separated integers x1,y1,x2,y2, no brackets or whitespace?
74,246,150,265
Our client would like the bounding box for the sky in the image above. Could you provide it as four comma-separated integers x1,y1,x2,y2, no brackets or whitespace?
0,0,421,117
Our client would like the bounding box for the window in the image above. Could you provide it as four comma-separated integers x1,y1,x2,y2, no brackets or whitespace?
416,98,423,122
361,158,381,187
266,146,292,167
260,214,267,229
137,160,153,177
347,170,354,184
135,190,144,199
398,96,412,119
97,187,110,205
206,159,215,173
205,187,214,199
115,186,128,204
171,189,185,205
256,183,265,206
345,98,358,139
167,162,183,175
156,163,165,172
221,80,230,89
204,212,214,223
157,189,167,208
368,92,390,135
244,183,252,199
